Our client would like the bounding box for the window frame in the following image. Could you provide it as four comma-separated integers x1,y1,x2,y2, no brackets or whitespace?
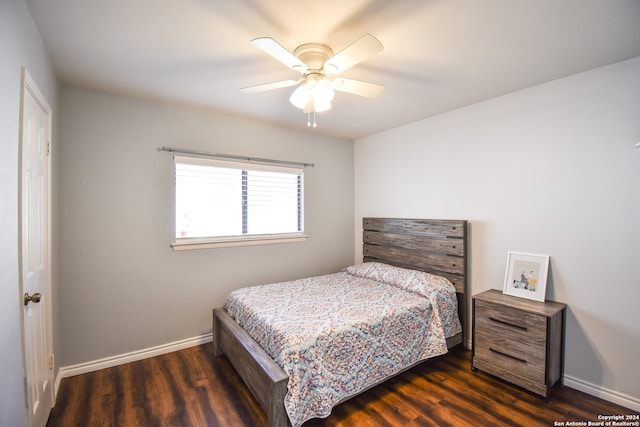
171,155,307,251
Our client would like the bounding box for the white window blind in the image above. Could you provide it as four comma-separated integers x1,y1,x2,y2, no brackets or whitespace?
173,155,305,248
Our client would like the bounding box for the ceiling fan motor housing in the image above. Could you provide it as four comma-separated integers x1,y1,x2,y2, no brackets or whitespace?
293,43,334,74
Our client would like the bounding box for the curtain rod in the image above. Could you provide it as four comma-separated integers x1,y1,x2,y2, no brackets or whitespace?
159,146,314,168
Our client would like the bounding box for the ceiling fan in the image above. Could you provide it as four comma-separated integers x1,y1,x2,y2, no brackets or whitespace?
241,34,384,127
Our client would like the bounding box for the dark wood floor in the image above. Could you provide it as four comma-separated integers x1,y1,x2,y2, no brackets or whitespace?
47,344,637,426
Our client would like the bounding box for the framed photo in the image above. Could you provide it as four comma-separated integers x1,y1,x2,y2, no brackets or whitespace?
503,252,549,302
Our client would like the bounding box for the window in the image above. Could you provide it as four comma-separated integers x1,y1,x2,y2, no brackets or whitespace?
172,155,306,250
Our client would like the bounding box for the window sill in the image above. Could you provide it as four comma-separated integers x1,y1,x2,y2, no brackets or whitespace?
171,233,308,251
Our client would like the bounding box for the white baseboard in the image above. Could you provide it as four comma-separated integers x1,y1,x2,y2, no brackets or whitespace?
564,375,640,412
57,332,213,382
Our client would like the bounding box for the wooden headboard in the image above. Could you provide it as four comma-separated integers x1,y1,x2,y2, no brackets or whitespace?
362,217,469,347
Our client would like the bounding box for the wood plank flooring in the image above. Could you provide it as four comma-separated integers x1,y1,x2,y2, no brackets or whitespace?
47,344,638,426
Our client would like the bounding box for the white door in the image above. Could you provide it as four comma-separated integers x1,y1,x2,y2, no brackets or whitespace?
19,67,54,427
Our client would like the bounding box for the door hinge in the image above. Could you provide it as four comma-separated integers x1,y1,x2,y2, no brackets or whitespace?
48,353,55,370
46,141,51,155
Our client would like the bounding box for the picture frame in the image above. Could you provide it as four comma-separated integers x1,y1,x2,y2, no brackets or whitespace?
503,252,549,302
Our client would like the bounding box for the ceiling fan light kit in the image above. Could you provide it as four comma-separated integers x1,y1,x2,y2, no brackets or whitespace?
242,34,384,127
289,76,334,111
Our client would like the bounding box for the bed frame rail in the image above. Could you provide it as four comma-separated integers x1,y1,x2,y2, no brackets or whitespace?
213,308,289,427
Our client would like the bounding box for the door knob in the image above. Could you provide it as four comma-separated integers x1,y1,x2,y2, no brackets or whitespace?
24,292,41,306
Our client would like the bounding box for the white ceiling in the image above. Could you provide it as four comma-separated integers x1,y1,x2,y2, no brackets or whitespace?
26,0,640,140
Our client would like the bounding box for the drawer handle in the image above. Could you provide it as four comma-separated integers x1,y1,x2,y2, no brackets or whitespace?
489,347,527,364
489,316,527,331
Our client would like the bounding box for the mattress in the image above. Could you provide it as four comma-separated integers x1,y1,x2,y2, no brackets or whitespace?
223,262,461,426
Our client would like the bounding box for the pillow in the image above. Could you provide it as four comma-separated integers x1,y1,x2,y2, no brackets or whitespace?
344,262,455,299
345,262,462,338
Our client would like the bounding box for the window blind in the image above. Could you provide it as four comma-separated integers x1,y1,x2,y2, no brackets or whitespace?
174,155,304,241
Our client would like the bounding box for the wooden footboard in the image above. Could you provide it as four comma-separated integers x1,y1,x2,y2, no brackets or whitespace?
214,306,462,427
213,308,290,427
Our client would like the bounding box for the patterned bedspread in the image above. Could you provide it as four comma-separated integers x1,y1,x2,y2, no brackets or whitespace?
223,262,461,427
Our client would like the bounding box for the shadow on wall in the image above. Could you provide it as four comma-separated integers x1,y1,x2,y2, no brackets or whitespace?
563,307,605,388
564,307,640,404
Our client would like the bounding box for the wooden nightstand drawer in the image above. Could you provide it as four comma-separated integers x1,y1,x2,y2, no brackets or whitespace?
474,328,545,382
474,300,546,341
472,289,566,399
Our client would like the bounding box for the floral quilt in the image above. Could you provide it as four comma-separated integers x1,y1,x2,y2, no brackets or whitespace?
223,262,461,427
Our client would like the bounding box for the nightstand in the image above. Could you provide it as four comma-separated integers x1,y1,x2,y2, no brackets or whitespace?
472,289,566,399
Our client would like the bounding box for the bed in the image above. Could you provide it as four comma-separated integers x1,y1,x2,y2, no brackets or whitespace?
213,218,468,427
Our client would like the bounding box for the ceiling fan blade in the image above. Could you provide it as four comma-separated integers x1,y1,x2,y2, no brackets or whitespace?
241,79,300,94
331,78,384,98
323,34,383,74
251,38,307,71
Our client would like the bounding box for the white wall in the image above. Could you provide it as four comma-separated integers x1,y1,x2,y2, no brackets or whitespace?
57,85,355,366
355,57,640,408
0,0,59,425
